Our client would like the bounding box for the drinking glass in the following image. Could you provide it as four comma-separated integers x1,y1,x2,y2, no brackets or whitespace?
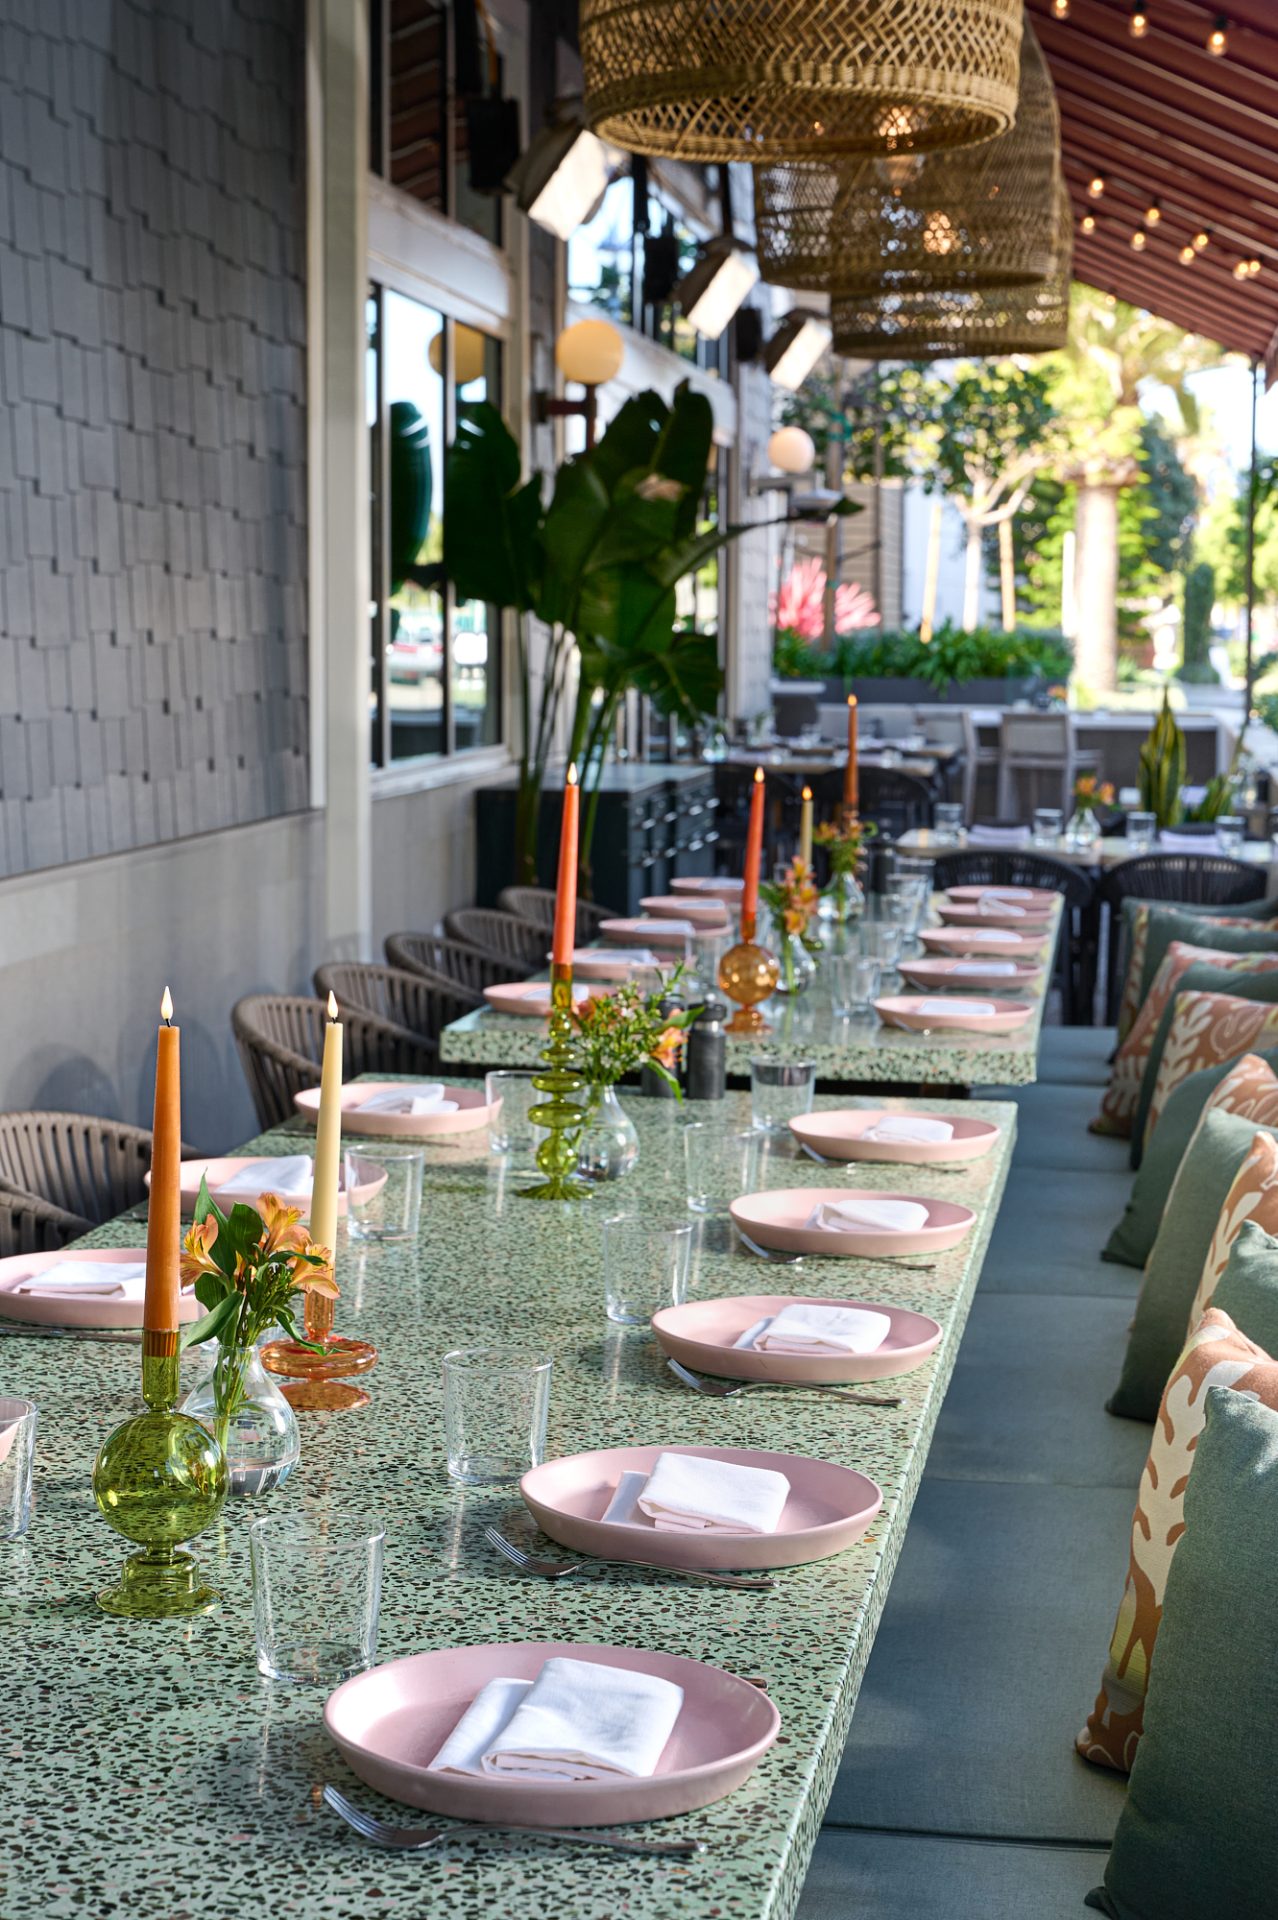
830,952,881,1017
249,1511,385,1684
683,1122,765,1215
602,1213,693,1325
442,1346,552,1485
933,802,963,845
751,1056,816,1134
896,874,931,936
1215,814,1245,855
1032,807,1063,845
344,1145,425,1245
485,1069,545,1155
861,921,903,971
1126,810,1156,854
0,1398,37,1539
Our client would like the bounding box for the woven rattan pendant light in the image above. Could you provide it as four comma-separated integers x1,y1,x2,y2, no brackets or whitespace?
579,0,1025,163
829,188,1072,359
755,26,1059,295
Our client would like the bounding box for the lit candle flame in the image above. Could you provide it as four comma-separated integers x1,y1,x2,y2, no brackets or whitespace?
847,693,857,708
802,785,812,801
567,762,579,786
160,986,173,1024
327,991,339,1021
753,765,765,785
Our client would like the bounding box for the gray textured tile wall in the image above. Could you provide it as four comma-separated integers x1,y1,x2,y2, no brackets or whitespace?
0,0,308,878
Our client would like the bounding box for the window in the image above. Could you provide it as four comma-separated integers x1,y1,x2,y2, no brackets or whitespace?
567,165,728,376
368,284,503,766
371,0,504,248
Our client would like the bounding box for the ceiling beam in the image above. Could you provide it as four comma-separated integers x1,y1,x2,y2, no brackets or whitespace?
1070,243,1274,353
1059,161,1278,266
1055,91,1278,214
1031,0,1278,54
1045,56,1278,192
1035,7,1278,114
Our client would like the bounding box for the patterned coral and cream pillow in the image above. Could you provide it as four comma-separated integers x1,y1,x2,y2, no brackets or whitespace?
1143,992,1278,1146
1199,1052,1278,1130
1115,903,1152,1046
1078,1306,1278,1773
1186,1128,1278,1332
1094,944,1278,1138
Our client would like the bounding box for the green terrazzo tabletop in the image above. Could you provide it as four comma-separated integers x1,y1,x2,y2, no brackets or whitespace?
0,1085,1016,1920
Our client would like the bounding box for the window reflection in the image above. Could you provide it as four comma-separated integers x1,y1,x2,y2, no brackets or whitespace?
452,324,502,750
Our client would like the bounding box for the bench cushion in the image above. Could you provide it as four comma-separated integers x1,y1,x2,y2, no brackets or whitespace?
1037,1026,1118,1087
799,1831,1107,1920
983,1082,1132,1173
979,1169,1136,1296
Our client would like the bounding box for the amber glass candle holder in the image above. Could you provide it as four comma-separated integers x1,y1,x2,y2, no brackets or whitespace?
521,965,591,1201
718,911,780,1034
261,1287,378,1413
92,1330,228,1617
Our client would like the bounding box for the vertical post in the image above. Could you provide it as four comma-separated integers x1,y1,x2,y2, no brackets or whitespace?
1244,355,1259,721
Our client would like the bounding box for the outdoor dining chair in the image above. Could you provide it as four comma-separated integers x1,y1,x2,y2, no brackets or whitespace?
0,1111,196,1228
497,887,619,939
1098,852,1268,1023
0,1179,87,1257
231,995,438,1133
443,907,548,970
384,932,523,994
313,962,479,1043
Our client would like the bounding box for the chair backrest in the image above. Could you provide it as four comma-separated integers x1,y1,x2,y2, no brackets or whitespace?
232,995,438,1132
1097,853,1269,1022
0,1111,166,1224
314,961,478,1041
0,1179,88,1257
385,931,522,992
497,887,618,939
999,711,1071,758
930,849,1096,912
916,708,964,750
443,907,549,968
858,764,934,840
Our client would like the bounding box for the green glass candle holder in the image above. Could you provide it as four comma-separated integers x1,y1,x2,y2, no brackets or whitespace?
92,1330,228,1618
521,965,591,1202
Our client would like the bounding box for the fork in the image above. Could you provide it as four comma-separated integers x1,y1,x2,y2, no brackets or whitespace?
667,1358,901,1408
798,1142,960,1177
734,1225,933,1272
323,1785,704,1858
484,1525,774,1591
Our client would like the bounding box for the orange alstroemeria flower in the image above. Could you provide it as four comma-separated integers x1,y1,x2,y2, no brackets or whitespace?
180,1215,221,1290
652,1025,684,1070
258,1193,309,1257
293,1240,339,1299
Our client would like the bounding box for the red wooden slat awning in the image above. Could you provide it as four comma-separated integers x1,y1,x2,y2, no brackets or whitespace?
1027,0,1278,380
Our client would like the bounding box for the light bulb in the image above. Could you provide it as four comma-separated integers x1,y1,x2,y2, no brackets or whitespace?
1088,174,1105,199
1051,0,1069,15
1179,245,1195,265
1193,230,1209,251
1145,202,1161,226
1130,4,1149,38
1080,212,1096,234
1131,230,1147,251
1234,260,1249,280
1248,259,1262,277
1208,15,1228,55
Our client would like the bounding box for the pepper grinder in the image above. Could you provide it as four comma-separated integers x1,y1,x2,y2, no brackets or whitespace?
685,996,728,1101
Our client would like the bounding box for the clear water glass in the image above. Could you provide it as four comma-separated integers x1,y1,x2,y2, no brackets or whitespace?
751,1056,816,1134
1126,810,1156,853
896,874,931,935
831,952,882,1017
602,1213,694,1325
0,1398,37,1539
933,802,963,845
683,1122,765,1215
442,1346,552,1485
249,1511,385,1684
485,1069,545,1155
1215,814,1245,854
861,921,903,970
344,1144,425,1244
1032,807,1063,845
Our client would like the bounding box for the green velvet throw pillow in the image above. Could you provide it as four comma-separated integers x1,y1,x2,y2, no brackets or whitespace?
1088,1388,1278,1920
1104,1049,1278,1268
1130,963,1278,1161
1211,1220,1278,1355
1108,1109,1273,1421
1131,907,1278,1010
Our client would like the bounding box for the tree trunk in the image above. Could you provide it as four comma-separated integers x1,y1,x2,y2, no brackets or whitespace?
1073,482,1121,694
998,518,1016,632
962,517,983,631
920,498,943,642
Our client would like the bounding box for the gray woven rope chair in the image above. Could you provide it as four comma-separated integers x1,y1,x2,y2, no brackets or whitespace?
384,931,524,994
0,1111,195,1228
232,994,438,1133
0,1179,88,1257
1098,851,1268,1022
313,962,479,1043
443,907,548,969
497,886,619,939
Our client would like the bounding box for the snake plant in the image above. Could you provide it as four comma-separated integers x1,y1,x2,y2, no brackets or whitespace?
1137,691,1186,829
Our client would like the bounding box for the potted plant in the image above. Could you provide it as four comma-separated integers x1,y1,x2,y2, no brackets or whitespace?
1137,691,1187,829
570,972,699,1181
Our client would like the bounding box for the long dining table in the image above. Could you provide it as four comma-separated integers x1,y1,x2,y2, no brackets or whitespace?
3,1080,1016,1920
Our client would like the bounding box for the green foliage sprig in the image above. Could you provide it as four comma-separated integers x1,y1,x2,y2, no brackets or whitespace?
571,966,700,1094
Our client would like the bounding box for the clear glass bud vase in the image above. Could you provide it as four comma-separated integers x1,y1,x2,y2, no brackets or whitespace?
774,931,818,995
576,1082,640,1182
181,1344,301,1497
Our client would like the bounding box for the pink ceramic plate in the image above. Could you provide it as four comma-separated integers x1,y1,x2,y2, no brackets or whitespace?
671,877,744,901
483,981,595,1017
0,1247,199,1330
918,926,1050,959
292,1083,490,1140
652,1293,942,1384
600,917,696,948
641,894,729,929
875,995,1035,1036
945,885,1059,908
171,1157,384,1217
937,901,1055,930
324,1640,780,1825
788,1109,1001,1166
897,956,1043,993
729,1187,975,1257
521,1443,883,1570
550,949,660,982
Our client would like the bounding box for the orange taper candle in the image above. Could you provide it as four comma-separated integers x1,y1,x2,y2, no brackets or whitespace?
551,762,580,970
742,765,765,926
844,694,859,811
144,987,182,1333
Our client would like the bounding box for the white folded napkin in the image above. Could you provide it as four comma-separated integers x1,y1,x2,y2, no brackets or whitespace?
978,898,1025,917
1159,830,1212,853
958,926,1020,943
979,888,1035,900
916,998,997,1017
481,1656,684,1781
601,1468,652,1527
635,1450,790,1535
967,825,1030,849
734,1301,892,1355
216,1155,313,1198
574,949,658,967
805,1197,929,1235
428,1677,533,1776
16,1259,147,1298
953,961,1017,977
863,1115,955,1144
520,985,553,1000
355,1084,458,1116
